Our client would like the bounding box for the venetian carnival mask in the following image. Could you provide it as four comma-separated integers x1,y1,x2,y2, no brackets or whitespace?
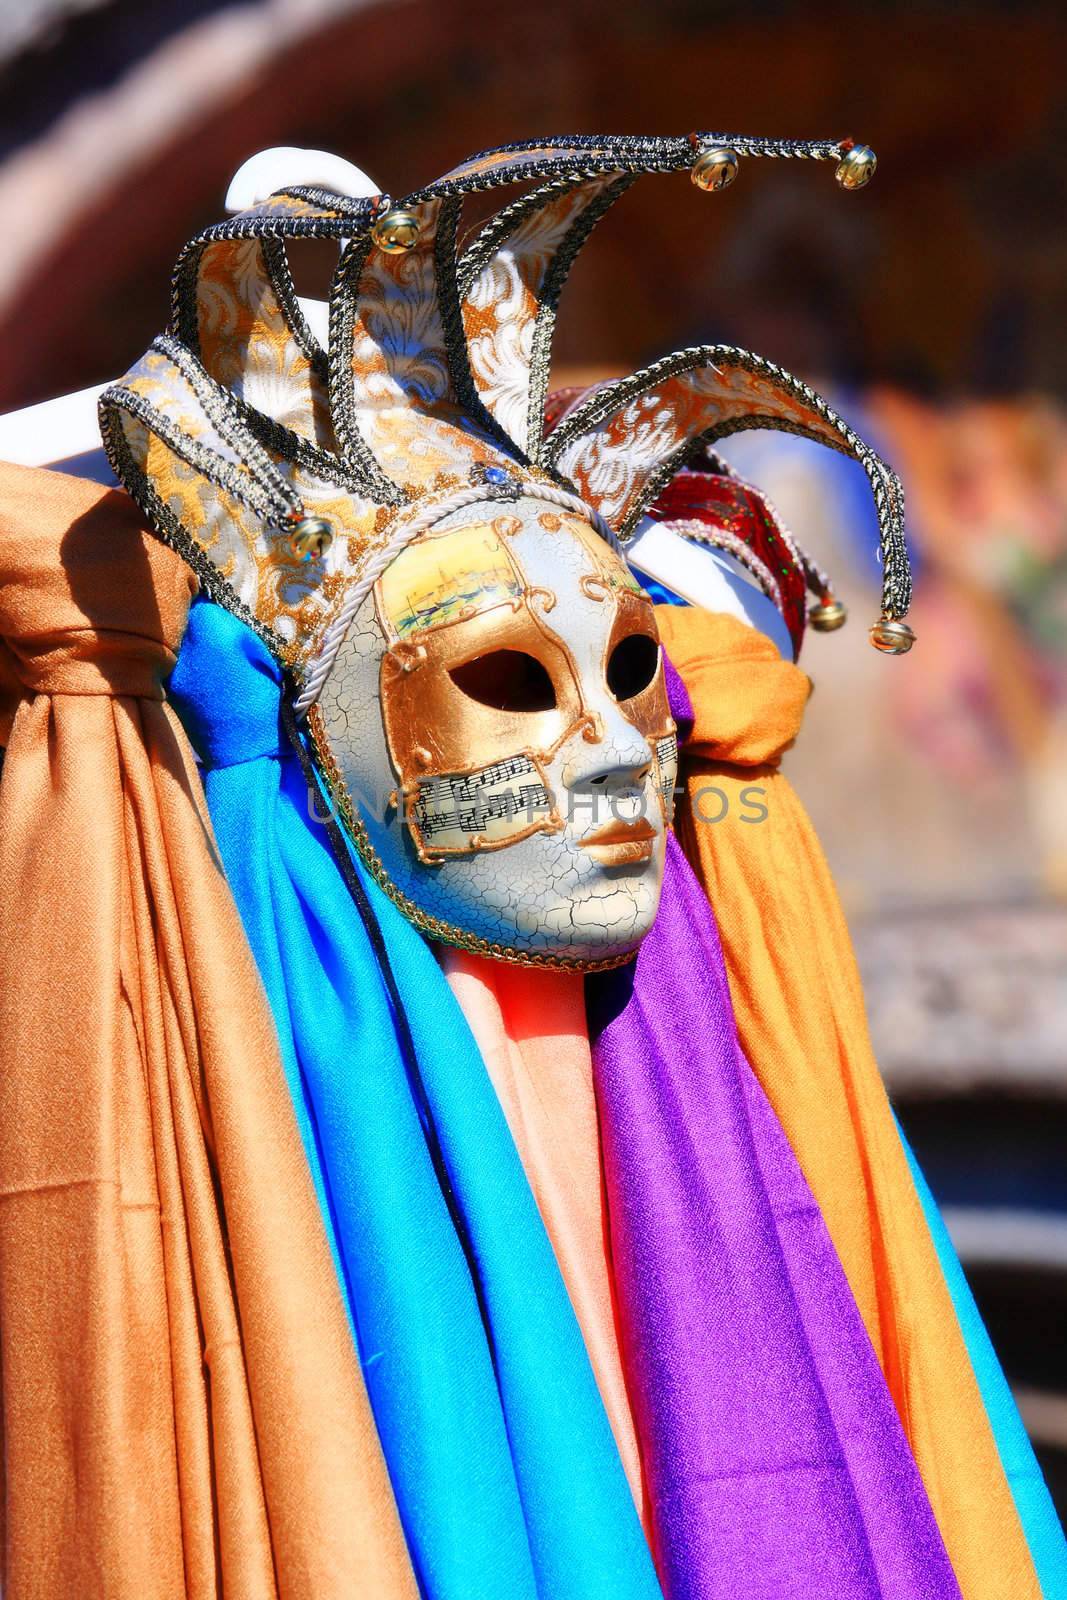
315,494,677,960
100,129,911,968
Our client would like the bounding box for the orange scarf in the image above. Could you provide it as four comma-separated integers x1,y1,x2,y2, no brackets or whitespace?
0,464,415,1600
656,604,1039,1600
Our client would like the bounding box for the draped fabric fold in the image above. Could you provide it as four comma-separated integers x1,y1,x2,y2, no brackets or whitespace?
896,1120,1067,1595
656,603,1056,1600
587,834,963,1600
0,464,416,1600
440,951,648,1529
167,595,663,1600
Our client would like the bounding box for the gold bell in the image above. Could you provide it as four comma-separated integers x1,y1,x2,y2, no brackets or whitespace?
690,146,740,192
809,596,848,632
372,208,421,253
287,515,334,561
835,143,877,191
869,616,916,654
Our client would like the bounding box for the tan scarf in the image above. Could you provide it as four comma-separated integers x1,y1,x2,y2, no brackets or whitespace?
0,463,416,1600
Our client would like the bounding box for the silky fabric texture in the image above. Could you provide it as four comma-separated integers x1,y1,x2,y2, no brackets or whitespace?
657,603,1050,1599
167,596,663,1600
440,951,648,1529
587,833,962,1600
896,1122,1067,1596
0,464,415,1600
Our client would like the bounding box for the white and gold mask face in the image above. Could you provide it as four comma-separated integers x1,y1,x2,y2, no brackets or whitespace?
311,495,677,964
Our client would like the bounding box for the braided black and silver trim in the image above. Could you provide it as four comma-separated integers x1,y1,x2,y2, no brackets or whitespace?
547,342,911,621
405,131,850,203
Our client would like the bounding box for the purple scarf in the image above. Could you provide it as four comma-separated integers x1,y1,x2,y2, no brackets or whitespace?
587,825,961,1600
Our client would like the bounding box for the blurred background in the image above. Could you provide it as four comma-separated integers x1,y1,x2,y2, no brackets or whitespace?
1,0,1064,1508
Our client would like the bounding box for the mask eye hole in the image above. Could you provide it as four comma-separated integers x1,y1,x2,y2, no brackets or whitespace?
449,650,557,713
607,633,659,701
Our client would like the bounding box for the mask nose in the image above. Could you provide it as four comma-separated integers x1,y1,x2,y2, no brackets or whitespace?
561,712,655,835
560,697,655,793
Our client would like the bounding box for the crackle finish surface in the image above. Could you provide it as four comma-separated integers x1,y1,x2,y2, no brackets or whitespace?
315,495,677,963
